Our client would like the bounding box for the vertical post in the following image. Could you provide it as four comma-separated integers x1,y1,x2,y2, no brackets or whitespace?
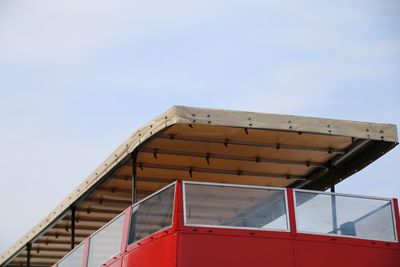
131,152,138,204
26,243,31,267
392,198,400,242
330,165,335,193
329,166,338,234
173,181,184,231
71,206,76,250
286,188,297,236
120,206,132,253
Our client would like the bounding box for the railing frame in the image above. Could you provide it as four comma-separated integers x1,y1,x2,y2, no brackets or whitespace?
53,180,400,267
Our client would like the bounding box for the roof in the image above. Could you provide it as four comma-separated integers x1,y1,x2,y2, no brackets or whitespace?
1,105,398,266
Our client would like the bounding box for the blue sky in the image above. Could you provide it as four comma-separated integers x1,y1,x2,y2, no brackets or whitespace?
0,0,399,254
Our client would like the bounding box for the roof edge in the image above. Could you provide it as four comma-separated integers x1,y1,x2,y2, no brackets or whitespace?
171,105,398,142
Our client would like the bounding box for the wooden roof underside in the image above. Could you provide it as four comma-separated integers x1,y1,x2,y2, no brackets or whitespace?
2,106,397,266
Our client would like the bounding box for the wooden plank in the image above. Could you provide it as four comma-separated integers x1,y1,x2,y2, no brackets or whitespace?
157,133,347,153
139,147,327,167
136,162,306,181
144,137,337,163
137,152,311,177
136,167,293,187
163,124,354,149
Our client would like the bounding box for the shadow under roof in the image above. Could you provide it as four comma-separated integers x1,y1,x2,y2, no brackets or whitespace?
1,105,398,266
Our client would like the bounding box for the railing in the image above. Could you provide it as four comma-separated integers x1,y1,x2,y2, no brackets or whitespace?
87,213,125,267
57,241,85,267
183,182,289,231
294,190,397,242
128,183,175,244
182,181,398,243
54,183,176,267
54,180,399,267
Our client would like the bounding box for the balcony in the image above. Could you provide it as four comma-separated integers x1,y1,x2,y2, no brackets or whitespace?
53,180,400,267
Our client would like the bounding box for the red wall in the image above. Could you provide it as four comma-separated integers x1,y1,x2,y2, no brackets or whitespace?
177,232,294,267
113,228,400,267
176,230,400,267
294,238,400,267
122,234,177,267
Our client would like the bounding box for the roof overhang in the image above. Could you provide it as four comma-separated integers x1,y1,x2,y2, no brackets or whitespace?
1,105,398,266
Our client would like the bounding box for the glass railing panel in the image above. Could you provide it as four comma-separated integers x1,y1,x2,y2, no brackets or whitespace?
87,213,125,267
128,184,175,244
184,182,288,231
57,241,85,267
295,190,397,242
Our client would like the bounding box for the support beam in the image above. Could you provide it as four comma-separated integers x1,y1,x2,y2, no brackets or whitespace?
26,243,31,267
329,166,335,193
44,232,88,238
139,148,327,168
35,239,83,245
76,207,123,215
138,162,307,181
64,215,113,223
87,197,132,206
70,206,76,250
96,187,153,196
298,140,397,191
159,134,346,154
51,224,101,232
18,254,62,259
31,246,71,253
131,152,138,204
80,198,133,210
329,166,338,234
112,175,176,184
11,260,56,267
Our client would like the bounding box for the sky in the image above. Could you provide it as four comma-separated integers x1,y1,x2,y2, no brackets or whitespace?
0,0,399,255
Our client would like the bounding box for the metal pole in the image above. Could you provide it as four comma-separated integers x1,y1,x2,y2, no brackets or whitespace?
330,166,338,234
131,152,138,204
330,165,335,193
26,243,31,267
71,206,76,250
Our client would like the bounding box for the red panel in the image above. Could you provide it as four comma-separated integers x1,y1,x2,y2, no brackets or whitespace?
115,229,399,267
122,233,177,267
182,226,292,239
294,238,400,267
177,232,294,267
296,232,400,249
176,229,400,267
